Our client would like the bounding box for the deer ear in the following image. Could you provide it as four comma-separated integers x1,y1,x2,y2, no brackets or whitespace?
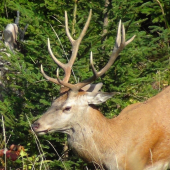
87,92,115,105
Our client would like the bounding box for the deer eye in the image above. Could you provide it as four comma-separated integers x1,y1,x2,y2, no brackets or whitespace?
63,106,72,112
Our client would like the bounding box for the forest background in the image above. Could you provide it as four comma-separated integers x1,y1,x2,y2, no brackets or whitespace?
0,0,170,169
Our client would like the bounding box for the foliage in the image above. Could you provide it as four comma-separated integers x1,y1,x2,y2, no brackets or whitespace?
0,0,170,169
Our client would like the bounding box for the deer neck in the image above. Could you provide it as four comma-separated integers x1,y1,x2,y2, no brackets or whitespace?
67,105,119,165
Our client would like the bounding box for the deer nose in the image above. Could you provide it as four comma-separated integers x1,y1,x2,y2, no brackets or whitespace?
32,122,40,130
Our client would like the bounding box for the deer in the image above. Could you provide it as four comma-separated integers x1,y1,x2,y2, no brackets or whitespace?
32,9,170,170
3,11,28,52
3,23,18,51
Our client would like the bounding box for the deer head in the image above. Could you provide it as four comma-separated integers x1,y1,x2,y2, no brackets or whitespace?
32,9,135,135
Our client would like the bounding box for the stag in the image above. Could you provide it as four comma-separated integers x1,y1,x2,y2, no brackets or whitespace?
32,10,170,170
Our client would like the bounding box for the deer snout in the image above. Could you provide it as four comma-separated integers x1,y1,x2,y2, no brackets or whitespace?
32,121,40,131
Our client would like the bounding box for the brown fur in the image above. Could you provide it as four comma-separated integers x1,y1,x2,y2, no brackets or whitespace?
69,86,170,169
33,86,170,170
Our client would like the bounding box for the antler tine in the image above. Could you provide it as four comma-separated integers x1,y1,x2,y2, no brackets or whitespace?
90,51,98,76
41,37,72,84
65,9,92,67
74,20,136,90
41,65,60,85
97,20,136,73
115,20,122,48
65,11,74,44
48,38,65,69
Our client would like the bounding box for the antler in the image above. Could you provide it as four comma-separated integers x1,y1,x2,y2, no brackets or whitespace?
74,20,136,90
41,9,92,91
41,10,135,93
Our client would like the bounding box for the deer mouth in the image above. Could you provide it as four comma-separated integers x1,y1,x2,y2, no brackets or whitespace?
35,129,51,135
34,127,71,135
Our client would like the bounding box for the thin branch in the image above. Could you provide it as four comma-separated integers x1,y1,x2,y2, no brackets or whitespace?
4,0,8,18
155,0,169,29
2,116,6,170
72,0,78,37
46,140,68,170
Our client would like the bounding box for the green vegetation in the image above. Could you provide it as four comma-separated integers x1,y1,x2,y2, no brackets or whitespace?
0,0,170,169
